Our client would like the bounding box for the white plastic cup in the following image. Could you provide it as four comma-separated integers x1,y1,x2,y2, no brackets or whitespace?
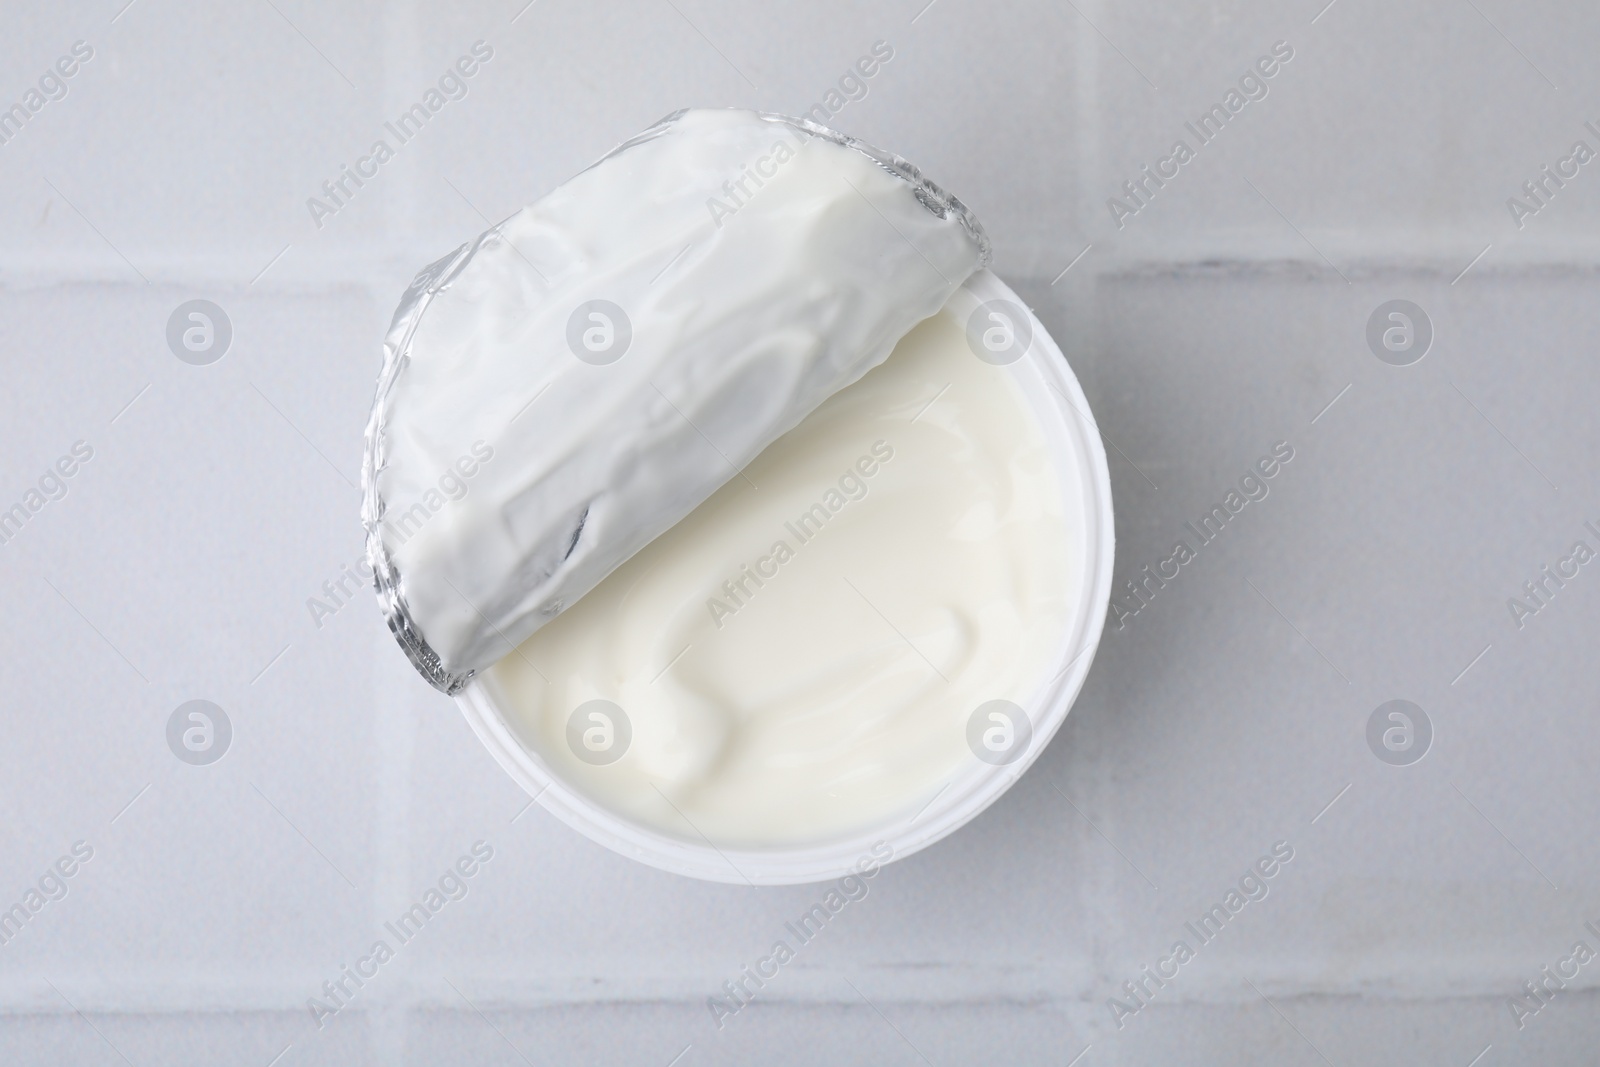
455,270,1116,884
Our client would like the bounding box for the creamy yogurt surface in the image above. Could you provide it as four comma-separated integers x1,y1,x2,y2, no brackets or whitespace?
484,288,1075,846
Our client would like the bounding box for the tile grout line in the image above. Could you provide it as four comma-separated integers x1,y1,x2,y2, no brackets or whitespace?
373,602,417,1062
1072,0,1124,1000
372,9,419,1063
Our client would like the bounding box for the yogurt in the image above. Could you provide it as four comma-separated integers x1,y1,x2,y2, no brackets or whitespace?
364,109,987,691
482,291,1075,846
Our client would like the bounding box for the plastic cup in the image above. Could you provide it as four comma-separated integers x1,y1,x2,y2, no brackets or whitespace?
453,269,1116,885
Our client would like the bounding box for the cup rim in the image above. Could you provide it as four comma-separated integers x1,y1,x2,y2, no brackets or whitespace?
454,269,1116,885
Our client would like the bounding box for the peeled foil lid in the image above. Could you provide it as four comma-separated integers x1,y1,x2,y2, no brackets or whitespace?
361,109,990,694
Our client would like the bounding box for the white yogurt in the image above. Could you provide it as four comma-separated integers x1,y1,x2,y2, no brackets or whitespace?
366,109,987,689
482,293,1075,846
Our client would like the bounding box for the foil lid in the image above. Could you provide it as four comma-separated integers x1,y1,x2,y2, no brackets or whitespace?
361,109,989,695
